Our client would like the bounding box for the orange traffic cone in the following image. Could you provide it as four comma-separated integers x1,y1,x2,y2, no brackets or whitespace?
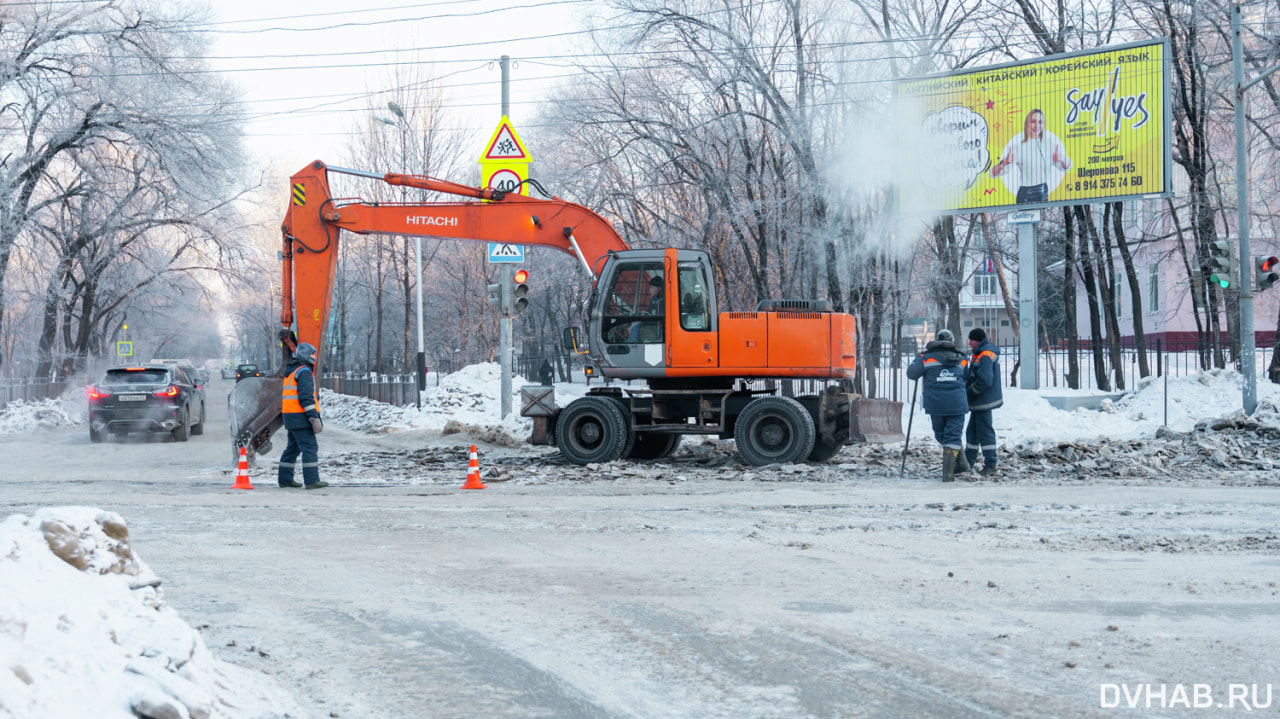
461,444,486,489
231,446,255,490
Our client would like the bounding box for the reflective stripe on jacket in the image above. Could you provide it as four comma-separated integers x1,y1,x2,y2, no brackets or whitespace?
966,340,1004,411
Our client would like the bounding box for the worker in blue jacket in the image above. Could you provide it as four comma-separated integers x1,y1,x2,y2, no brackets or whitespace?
907,329,970,482
965,328,1004,476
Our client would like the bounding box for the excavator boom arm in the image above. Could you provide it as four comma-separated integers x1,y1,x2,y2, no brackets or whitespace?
280,160,629,369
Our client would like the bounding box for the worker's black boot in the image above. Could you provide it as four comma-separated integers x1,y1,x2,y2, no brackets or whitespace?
956,450,971,475
942,449,956,483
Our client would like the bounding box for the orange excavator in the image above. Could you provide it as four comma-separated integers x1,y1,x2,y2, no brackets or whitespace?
228,161,903,466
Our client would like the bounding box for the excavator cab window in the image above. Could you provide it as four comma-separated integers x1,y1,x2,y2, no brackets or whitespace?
677,263,711,331
603,263,664,344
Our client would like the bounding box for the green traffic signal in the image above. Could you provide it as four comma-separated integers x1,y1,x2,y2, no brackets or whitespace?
1208,240,1235,289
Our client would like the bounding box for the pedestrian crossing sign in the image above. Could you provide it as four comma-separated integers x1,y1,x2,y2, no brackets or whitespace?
488,243,524,263
117,341,133,356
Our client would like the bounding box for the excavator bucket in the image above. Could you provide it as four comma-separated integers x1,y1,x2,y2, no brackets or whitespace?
849,398,905,444
227,376,284,466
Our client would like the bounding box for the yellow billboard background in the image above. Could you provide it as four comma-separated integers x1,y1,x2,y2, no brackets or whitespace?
895,41,1168,214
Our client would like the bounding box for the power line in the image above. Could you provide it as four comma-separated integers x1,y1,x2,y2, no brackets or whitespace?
200,0,597,34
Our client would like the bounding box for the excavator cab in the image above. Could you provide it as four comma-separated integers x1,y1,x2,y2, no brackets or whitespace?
588,249,721,380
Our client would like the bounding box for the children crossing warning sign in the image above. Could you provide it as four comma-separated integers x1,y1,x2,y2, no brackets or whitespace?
479,116,530,161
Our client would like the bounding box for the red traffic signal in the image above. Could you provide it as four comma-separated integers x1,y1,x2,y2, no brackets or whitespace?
1257,256,1280,291
512,269,530,313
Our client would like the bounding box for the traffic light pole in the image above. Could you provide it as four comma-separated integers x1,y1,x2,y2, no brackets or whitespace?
1232,4,1258,413
500,266,513,418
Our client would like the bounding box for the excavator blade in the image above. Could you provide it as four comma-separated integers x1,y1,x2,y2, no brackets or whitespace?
227,377,284,465
849,398,905,444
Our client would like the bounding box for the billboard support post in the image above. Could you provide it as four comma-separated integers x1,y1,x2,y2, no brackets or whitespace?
1018,222,1039,390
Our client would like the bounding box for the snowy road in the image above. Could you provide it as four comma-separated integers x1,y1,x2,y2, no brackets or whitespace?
4,378,1279,717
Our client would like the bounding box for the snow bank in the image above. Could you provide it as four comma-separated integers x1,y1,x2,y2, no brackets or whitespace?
320,362,591,440
0,398,82,434
0,507,301,718
897,366,1280,445
6,362,1280,449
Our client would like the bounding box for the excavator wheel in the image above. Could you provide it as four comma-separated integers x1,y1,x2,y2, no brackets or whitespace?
556,396,629,465
734,396,815,467
601,396,637,459
627,432,681,460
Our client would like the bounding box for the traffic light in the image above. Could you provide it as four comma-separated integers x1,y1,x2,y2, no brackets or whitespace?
1208,240,1235,289
1257,255,1280,291
511,269,530,313
487,279,506,313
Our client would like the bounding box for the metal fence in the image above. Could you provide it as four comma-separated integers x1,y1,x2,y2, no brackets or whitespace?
858,338,1277,401
318,372,424,406
0,378,70,411
296,335,1269,409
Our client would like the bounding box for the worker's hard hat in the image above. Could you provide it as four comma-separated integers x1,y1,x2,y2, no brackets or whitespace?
295,343,317,364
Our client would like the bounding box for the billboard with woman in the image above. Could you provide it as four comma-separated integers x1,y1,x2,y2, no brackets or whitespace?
894,40,1170,214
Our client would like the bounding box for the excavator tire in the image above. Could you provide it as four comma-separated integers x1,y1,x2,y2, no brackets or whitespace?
556,396,629,465
601,396,636,459
627,432,681,460
734,396,815,467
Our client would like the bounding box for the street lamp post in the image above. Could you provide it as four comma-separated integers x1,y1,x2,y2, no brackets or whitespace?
377,102,426,408
1230,3,1280,413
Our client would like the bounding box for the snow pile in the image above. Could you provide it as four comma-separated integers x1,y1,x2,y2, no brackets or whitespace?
990,367,1280,444
0,397,83,434
0,507,302,718
320,363,591,441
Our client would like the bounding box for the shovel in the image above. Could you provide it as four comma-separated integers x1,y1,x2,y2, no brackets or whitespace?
899,378,919,477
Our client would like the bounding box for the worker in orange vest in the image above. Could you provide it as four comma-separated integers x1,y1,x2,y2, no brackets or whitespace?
278,343,327,489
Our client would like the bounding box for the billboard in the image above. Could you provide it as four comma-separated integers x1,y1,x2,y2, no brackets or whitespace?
894,40,1170,215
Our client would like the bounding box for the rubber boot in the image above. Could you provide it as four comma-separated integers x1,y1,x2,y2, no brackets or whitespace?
956,450,971,474
942,448,956,483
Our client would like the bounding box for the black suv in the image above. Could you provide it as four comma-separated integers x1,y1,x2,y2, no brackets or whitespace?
87,364,206,442
236,363,265,382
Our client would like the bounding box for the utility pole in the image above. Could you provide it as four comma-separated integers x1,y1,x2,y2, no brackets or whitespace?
1230,3,1280,413
499,54,513,418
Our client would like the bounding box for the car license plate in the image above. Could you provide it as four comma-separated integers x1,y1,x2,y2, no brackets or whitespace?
118,394,147,402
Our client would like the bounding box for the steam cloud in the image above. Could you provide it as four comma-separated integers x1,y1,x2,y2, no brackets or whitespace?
920,106,989,190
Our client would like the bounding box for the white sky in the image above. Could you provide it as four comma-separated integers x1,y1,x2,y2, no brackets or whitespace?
204,0,605,177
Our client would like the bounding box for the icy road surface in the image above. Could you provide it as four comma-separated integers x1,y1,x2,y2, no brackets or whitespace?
3,377,1279,717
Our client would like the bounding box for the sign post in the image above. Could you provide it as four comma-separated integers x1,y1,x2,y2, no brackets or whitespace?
480,113,532,418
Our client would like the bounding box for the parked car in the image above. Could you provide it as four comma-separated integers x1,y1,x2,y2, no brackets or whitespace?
221,367,237,380
236,363,265,382
87,364,206,442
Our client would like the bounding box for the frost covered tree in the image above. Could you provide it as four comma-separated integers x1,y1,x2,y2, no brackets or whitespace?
0,0,245,374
